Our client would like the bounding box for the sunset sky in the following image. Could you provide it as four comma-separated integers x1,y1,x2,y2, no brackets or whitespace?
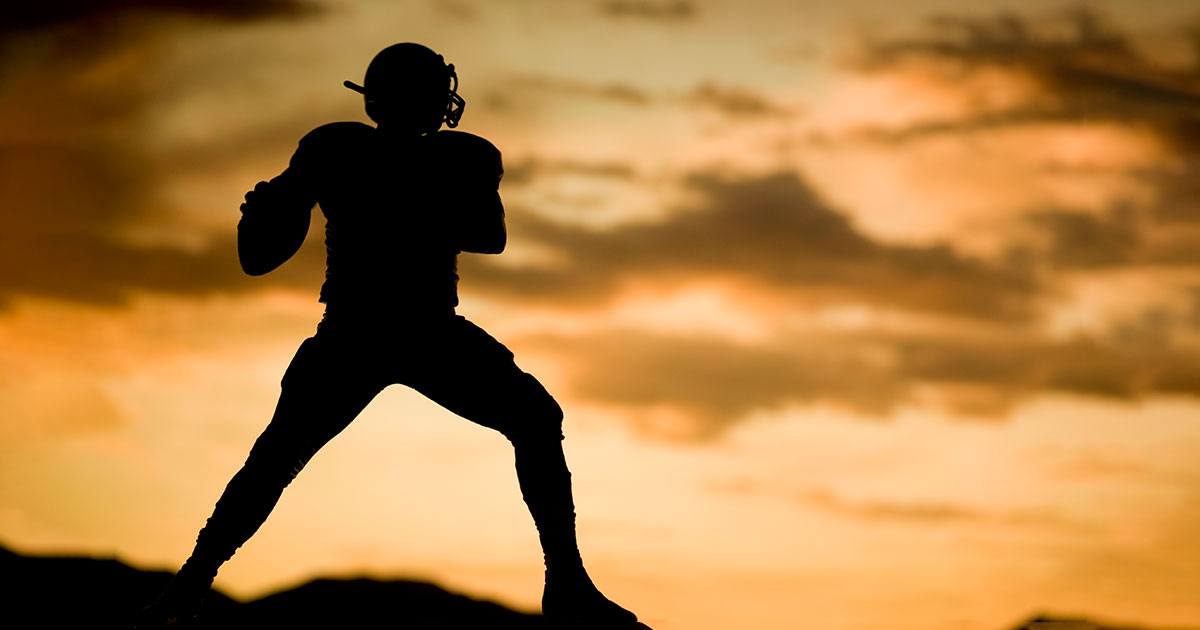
4,1,1200,629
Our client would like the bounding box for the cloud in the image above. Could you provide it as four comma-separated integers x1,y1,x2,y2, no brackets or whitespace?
430,0,479,22
711,478,1080,529
850,9,1200,152
0,113,329,307
685,82,794,119
892,333,1196,401
1142,161,1200,227
496,75,791,120
519,327,907,438
504,75,652,107
0,228,326,309
800,489,986,523
1050,490,1200,614
502,158,637,186
766,41,820,65
1047,452,1198,485
598,1,696,21
0,375,128,438
465,170,1041,321
838,7,1200,321
3,0,320,33
0,0,331,309
513,320,1200,439
486,68,794,126
1020,204,1140,269
799,489,1080,528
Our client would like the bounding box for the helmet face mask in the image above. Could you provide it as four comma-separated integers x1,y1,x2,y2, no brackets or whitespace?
444,68,464,128
344,43,466,132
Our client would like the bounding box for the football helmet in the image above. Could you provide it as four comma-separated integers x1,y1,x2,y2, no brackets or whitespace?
344,43,465,129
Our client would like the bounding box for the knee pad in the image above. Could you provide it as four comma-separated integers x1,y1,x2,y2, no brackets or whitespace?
501,373,565,443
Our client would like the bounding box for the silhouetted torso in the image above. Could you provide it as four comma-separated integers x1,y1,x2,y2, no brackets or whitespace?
272,122,503,318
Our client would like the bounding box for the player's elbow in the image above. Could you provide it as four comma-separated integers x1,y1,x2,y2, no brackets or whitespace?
238,239,280,276
240,256,275,276
241,263,269,276
479,232,507,254
464,229,506,254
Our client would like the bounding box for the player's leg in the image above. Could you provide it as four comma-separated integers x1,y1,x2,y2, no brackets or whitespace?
134,334,386,628
401,316,640,627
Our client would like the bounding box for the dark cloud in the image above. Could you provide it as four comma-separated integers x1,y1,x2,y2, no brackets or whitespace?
505,75,652,107
1142,161,1200,226
766,41,820,65
1021,204,1140,269
851,9,1200,152
598,1,696,21
1188,286,1200,330
0,109,327,306
502,158,637,186
685,82,793,119
0,225,326,310
801,489,1077,527
3,0,320,33
901,326,1200,401
709,480,1073,526
851,106,1119,144
0,7,329,309
515,322,1200,439
801,489,984,523
466,170,1041,321
845,6,1200,323
496,75,792,121
430,0,479,22
858,10,1134,71
1048,452,1199,485
0,88,335,308
519,328,909,438
891,334,1191,401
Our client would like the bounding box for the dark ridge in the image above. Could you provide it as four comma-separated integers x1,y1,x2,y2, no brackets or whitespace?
2,544,1192,630
1005,613,1199,630
0,544,544,629
240,577,547,628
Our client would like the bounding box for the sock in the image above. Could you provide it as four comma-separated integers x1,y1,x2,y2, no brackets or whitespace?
512,437,587,580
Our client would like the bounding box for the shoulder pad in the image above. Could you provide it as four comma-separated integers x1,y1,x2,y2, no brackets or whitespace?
298,121,375,152
432,130,502,177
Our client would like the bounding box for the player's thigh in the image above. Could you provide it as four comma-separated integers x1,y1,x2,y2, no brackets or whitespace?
244,335,386,468
405,317,563,441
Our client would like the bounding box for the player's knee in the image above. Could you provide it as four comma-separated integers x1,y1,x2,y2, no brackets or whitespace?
505,402,563,443
501,378,564,443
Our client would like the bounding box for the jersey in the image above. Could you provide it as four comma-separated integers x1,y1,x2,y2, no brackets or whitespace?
239,122,505,318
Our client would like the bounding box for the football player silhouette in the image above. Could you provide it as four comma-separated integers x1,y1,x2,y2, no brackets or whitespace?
135,43,645,629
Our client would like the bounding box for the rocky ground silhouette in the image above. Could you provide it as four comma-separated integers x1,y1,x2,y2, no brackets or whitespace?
0,544,1188,629
1,544,545,628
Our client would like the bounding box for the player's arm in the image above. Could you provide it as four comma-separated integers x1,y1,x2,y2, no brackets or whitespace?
457,169,506,255
236,135,320,276
439,131,506,255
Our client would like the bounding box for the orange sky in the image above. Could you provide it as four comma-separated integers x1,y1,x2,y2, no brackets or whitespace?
4,2,1200,629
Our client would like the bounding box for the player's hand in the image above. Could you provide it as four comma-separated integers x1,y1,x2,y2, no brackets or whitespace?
240,181,272,215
